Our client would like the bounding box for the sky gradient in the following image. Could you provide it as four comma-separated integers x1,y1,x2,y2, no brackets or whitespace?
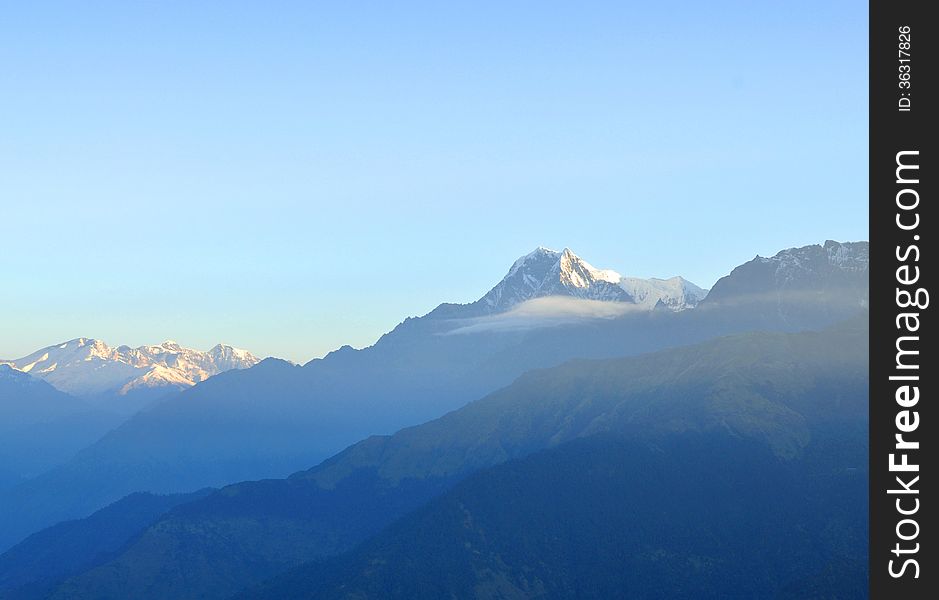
1,1,868,363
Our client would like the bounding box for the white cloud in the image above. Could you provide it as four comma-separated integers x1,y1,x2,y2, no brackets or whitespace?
444,296,642,335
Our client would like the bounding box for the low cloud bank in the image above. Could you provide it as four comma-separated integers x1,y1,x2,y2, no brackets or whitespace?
444,296,642,335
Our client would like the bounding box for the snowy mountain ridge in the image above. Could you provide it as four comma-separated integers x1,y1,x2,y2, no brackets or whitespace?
761,240,870,283
619,276,708,311
1,338,259,398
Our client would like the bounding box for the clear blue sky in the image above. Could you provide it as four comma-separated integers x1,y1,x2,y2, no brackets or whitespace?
1,1,868,363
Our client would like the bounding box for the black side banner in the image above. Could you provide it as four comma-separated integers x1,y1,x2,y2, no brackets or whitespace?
870,1,934,598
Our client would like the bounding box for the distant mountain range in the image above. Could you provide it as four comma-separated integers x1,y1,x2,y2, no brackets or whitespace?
0,240,869,553
1,316,868,599
1,240,866,403
0,247,702,402
1,339,259,403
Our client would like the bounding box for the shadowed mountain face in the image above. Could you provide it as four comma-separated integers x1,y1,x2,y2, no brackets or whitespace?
0,366,121,490
703,240,869,315
29,316,867,600
0,366,84,430
0,241,868,552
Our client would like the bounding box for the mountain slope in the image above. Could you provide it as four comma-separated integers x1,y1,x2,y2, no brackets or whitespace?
0,241,868,552
40,316,867,600
0,365,84,428
704,240,869,308
0,366,120,489
240,429,867,600
0,489,213,600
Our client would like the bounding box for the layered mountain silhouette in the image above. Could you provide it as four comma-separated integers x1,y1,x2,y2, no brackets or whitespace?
2,315,868,599
0,241,868,553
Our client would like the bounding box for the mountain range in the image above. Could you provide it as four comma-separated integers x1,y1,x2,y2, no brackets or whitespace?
0,341,258,489
2,246,697,403
1,339,258,405
0,315,868,599
0,240,869,554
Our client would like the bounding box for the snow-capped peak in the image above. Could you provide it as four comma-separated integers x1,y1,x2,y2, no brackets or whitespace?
468,247,714,315
477,247,632,312
506,247,560,278
0,339,260,397
555,248,622,288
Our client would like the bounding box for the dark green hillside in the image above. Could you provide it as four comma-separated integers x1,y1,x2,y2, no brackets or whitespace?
240,429,867,599
0,490,212,600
